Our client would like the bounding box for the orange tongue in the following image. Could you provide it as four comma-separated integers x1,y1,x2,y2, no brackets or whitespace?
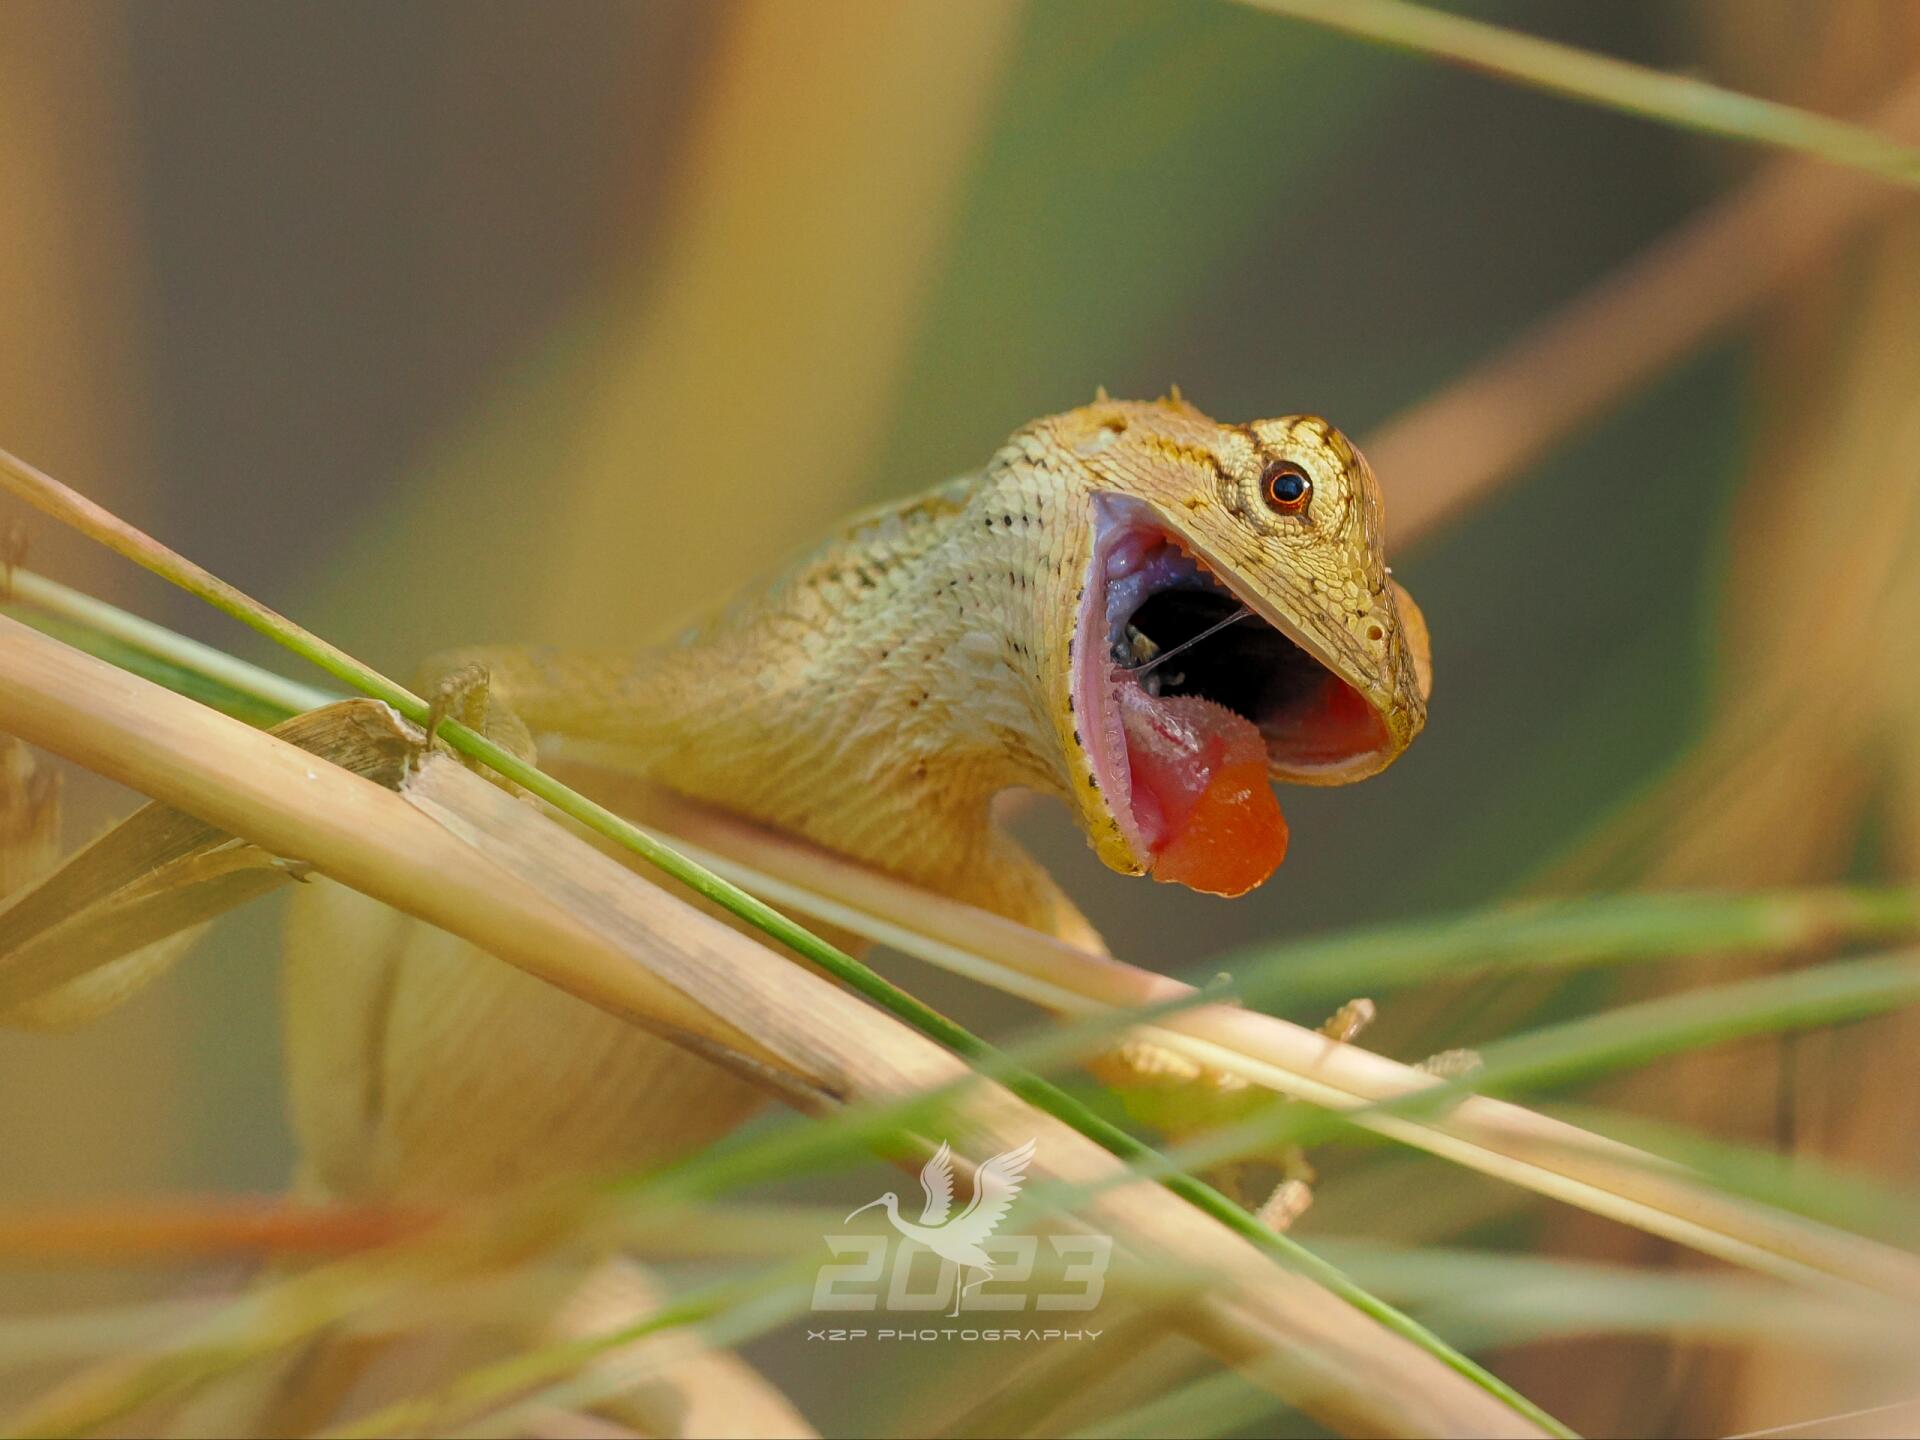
1117,685,1288,897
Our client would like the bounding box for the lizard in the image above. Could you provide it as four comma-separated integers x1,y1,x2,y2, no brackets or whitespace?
215,392,1435,1429
280,391,1428,1198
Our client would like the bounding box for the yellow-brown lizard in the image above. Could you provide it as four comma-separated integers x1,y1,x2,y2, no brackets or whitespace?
156,392,1431,1431
282,393,1429,1204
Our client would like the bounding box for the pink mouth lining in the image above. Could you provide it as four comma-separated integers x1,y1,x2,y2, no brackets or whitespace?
1076,497,1283,888
1075,496,1152,858
1073,494,1388,894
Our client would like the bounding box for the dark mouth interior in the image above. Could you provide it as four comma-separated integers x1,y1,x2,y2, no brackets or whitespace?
1107,545,1390,775
1118,587,1329,723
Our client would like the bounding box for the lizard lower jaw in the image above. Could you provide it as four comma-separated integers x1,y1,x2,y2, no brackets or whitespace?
1074,496,1392,896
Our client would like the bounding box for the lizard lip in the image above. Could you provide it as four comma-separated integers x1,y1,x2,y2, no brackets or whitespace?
1076,496,1391,883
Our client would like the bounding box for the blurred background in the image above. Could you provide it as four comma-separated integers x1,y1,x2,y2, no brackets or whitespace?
2,2,1917,1434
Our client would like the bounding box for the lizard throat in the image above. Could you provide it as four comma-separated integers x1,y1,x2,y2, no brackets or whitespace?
1076,496,1390,897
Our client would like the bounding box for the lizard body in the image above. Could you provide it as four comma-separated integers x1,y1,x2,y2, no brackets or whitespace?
0,397,1433,1432
285,394,1430,1202
432,396,1427,927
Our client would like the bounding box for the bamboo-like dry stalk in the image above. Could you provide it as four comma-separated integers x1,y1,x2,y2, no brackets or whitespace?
0,706,407,1019
6,635,1911,1305
573,769,1920,1301
0,616,1538,1439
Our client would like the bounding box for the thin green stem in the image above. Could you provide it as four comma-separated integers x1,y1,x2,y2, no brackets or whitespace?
2,568,333,715
1239,0,1920,189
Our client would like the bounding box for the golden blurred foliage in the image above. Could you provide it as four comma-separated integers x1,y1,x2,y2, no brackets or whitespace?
310,0,1023,656
0,2,190,1211
1531,6,1920,1433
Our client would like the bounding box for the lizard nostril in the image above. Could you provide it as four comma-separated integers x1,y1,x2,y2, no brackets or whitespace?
1366,622,1385,643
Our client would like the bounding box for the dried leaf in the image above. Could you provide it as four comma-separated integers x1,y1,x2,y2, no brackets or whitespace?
0,704,412,1025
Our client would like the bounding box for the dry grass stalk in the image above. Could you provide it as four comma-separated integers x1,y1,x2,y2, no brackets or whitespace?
6,644,1911,1307
0,707,410,1023
0,615,1537,1438
573,766,1920,1301
0,1196,434,1262
9,675,1907,1306
0,735,60,908
1373,70,1920,549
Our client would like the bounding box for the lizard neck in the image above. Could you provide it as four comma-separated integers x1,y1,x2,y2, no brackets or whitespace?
475,468,1097,934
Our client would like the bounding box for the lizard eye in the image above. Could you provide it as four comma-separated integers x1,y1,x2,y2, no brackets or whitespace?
1261,462,1311,515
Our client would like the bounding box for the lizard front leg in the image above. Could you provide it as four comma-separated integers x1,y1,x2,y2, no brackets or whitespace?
1088,997,1378,1231
1091,997,1480,1231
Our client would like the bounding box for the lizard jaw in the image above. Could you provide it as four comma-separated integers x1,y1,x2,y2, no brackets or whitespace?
1073,495,1393,895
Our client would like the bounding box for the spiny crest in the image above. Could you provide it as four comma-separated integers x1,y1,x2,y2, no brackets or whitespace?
1152,382,1208,422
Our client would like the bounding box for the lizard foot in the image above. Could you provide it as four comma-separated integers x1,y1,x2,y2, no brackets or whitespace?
424,661,489,757
417,660,537,776
1092,995,1382,1223
1254,1175,1314,1232
1417,1047,1483,1079
1318,996,1375,1043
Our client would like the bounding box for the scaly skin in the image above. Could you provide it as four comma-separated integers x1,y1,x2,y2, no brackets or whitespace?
260,396,1434,1433
433,395,1429,931
283,394,1431,1201
0,398,1434,1434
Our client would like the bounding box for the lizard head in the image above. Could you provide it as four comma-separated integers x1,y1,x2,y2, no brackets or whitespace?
1008,394,1431,896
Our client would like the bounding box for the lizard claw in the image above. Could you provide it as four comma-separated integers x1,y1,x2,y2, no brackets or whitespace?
1318,997,1376,1044
1095,995,1397,1229
1416,1047,1483,1080
1254,1176,1314,1233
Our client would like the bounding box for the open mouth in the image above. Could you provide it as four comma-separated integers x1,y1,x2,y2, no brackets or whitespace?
1075,496,1392,896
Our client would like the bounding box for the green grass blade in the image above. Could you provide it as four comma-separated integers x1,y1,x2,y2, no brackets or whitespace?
1238,0,1920,189
1165,950,1920,1170
1458,950,1920,1102
0,605,297,729
1541,1104,1920,1245
1215,889,1920,1012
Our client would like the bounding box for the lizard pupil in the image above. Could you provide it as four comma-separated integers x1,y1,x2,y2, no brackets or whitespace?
1262,463,1311,514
